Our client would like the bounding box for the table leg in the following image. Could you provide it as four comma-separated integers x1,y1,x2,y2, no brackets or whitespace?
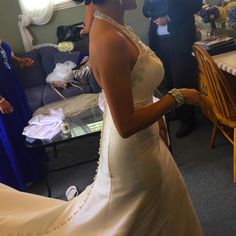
43,162,52,197
53,145,58,159
43,174,52,197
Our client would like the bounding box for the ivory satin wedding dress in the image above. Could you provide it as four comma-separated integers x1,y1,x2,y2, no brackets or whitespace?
0,11,203,236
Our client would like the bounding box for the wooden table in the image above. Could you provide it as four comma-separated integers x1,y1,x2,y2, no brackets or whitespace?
197,49,236,111
212,50,236,76
25,106,103,197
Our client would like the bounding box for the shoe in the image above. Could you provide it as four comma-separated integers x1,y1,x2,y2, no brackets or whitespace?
65,185,79,201
176,120,196,138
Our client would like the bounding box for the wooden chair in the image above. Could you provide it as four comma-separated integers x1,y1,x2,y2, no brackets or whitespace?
192,44,236,182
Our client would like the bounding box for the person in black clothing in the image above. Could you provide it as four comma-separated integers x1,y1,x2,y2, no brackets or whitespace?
143,0,203,138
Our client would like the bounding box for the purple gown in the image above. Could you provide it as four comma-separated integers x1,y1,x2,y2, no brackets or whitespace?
0,42,45,190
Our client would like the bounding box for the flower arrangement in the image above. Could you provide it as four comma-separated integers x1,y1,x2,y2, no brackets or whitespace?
218,6,228,23
199,5,220,23
224,1,236,27
199,4,227,35
223,0,236,8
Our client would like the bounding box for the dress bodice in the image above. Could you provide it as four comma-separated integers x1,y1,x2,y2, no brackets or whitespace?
94,11,164,108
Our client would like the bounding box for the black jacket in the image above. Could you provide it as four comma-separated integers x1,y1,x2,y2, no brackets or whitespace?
143,0,168,21
143,0,202,50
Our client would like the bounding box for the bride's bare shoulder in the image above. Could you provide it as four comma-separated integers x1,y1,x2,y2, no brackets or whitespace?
90,28,128,57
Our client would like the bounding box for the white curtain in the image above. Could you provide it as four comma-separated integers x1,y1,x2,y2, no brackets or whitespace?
18,0,54,25
18,15,34,52
18,0,54,51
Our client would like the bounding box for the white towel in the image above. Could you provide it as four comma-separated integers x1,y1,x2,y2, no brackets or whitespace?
23,108,64,140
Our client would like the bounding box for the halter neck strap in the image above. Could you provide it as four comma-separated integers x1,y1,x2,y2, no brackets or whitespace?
94,11,127,31
93,10,156,58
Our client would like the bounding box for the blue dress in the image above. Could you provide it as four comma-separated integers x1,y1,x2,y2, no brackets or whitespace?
0,42,44,190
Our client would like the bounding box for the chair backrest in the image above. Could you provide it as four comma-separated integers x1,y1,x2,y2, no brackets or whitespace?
193,44,236,123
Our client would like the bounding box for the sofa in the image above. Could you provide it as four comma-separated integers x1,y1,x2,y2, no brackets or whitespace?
15,42,101,112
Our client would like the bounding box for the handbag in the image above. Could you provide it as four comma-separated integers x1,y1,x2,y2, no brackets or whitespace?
57,22,84,43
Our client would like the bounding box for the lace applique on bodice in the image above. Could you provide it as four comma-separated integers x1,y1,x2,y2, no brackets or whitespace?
94,11,164,107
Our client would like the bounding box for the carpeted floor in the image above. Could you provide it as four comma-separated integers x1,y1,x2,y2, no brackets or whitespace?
26,109,236,236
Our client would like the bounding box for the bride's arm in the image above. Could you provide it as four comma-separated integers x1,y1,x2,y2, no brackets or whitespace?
90,31,205,138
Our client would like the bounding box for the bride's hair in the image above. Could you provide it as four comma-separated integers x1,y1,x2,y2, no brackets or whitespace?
73,0,107,5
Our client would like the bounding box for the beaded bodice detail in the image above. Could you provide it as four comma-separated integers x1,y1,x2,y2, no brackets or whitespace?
0,45,11,70
94,11,164,106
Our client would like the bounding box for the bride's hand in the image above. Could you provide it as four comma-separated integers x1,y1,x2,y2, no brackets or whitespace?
180,88,209,114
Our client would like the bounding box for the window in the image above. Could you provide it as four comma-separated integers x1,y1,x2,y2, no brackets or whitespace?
18,0,81,13
18,0,82,26
53,0,82,11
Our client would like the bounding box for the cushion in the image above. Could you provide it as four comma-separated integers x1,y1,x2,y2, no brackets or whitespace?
15,50,46,89
88,72,101,93
74,37,89,52
38,46,58,75
54,51,81,65
24,85,45,112
77,52,89,65
42,84,92,105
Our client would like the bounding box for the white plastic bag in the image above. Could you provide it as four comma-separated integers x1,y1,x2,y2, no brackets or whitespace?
46,61,77,87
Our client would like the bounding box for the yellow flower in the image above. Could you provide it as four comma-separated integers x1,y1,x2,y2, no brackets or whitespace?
57,41,74,52
203,4,210,10
217,7,228,23
224,2,236,12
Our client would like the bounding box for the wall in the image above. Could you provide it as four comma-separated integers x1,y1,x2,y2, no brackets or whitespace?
30,5,86,47
125,0,149,44
0,0,23,53
0,0,149,54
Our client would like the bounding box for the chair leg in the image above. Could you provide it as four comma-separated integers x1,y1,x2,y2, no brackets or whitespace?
210,124,217,148
233,128,236,183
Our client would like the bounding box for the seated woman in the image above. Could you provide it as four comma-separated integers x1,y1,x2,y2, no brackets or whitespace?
0,38,46,191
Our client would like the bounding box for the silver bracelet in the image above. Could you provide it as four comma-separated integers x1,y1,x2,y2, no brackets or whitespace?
0,97,5,104
167,88,184,107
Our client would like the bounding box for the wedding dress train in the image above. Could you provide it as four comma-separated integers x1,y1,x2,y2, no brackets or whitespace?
0,11,203,236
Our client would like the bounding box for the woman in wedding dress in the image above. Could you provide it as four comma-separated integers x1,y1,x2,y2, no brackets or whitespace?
0,0,206,235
